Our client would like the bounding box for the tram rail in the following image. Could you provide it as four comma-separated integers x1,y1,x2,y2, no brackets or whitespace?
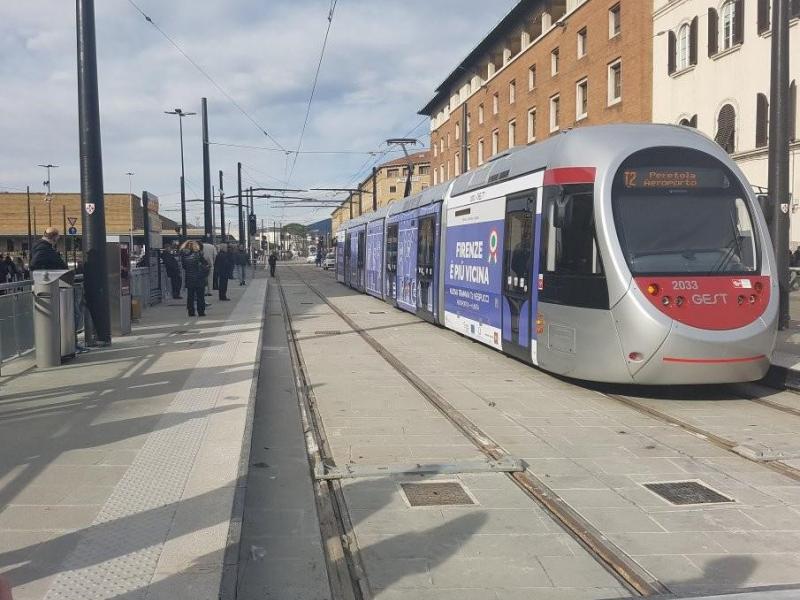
281,266,669,598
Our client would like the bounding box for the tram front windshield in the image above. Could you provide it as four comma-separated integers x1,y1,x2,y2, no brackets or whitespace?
612,147,758,276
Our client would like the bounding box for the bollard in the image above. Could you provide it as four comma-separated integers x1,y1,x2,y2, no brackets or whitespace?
33,271,62,368
59,280,76,359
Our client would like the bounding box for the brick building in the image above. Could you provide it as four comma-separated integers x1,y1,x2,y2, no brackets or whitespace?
331,151,431,232
419,0,653,183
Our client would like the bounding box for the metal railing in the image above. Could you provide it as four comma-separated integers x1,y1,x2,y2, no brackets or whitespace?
0,280,34,367
130,265,170,311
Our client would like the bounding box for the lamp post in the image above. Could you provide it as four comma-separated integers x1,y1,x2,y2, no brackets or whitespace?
165,108,196,241
37,163,58,226
125,171,135,249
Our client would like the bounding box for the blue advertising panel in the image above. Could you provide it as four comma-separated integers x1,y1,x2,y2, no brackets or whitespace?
395,212,418,313
443,197,506,350
366,219,384,298
348,229,359,289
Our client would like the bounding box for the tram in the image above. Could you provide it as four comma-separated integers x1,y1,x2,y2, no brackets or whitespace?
336,124,778,384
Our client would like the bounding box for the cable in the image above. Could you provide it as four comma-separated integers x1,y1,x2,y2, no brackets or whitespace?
126,0,286,151
209,141,387,156
286,0,339,184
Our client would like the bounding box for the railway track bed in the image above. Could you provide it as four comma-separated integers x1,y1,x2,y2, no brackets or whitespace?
274,265,800,600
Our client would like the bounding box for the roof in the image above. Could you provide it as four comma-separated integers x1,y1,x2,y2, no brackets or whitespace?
379,150,431,169
419,0,543,116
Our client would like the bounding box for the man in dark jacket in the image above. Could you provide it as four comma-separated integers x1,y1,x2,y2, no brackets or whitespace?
268,251,277,278
181,242,209,317
163,248,182,299
30,228,68,271
214,245,234,301
235,245,248,285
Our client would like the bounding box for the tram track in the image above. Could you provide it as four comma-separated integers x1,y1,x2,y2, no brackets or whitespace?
282,266,668,598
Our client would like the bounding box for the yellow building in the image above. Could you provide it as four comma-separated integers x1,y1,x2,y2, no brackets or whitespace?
331,151,431,233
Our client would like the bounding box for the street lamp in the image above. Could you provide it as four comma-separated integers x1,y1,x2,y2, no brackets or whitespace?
126,172,135,248
165,108,196,241
37,163,59,226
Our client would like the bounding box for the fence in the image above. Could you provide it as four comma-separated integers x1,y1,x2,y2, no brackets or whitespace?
130,265,169,311
0,281,34,368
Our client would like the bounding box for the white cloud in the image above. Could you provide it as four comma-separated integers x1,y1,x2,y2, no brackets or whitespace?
0,0,517,223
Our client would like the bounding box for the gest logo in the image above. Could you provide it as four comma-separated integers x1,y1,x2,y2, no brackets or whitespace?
692,293,729,305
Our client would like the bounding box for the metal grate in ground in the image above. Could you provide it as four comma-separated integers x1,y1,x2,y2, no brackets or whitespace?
644,481,734,505
400,481,475,507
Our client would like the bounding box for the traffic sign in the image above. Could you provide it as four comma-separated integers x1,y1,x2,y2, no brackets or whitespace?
67,217,77,227
68,227,78,236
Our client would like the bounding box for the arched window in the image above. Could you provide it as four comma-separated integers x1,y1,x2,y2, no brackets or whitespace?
677,24,691,70
679,115,698,128
715,104,736,153
721,1,736,49
756,93,769,148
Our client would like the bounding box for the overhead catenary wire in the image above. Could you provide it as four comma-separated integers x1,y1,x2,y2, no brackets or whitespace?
286,0,339,185
125,0,286,151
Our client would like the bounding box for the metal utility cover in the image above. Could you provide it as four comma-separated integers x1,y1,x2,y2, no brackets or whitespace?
644,481,734,505
401,482,475,507
314,330,342,336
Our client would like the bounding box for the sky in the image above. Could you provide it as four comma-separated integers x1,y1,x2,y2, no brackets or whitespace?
0,0,518,227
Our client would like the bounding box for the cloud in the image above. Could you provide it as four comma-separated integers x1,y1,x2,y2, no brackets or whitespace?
0,0,517,223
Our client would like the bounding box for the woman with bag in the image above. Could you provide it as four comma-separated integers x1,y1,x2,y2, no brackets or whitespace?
180,241,210,317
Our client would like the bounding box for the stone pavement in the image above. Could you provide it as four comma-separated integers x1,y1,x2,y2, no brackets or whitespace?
0,273,267,600
280,265,800,599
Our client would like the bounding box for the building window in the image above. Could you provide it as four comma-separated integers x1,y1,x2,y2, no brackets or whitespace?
608,59,622,105
466,146,472,170
551,48,560,76
433,169,439,185
721,1,736,50
758,0,771,34
756,93,769,148
508,119,517,147
387,168,399,178
439,139,444,154
439,165,444,182
455,122,460,141
679,115,698,128
493,93,499,115
577,27,587,58
433,143,438,158
418,165,430,175
492,129,499,155
528,65,537,90
455,153,460,176
478,104,485,124
527,108,537,142
466,114,471,133
478,138,485,165
389,185,397,193
576,79,588,120
509,80,516,104
447,133,451,149
715,103,737,153
609,3,621,38
550,95,560,132
677,24,690,70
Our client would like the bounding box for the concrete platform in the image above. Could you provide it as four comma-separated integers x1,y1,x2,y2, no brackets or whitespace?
278,265,800,600
0,274,267,600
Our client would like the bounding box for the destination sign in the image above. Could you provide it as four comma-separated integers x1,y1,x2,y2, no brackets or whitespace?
623,167,729,190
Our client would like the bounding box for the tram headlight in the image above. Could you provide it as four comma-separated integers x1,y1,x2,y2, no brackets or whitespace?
647,283,660,296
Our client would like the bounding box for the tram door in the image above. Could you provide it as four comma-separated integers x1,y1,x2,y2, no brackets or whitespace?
385,224,398,300
357,230,366,290
502,193,536,362
416,216,436,321
344,232,352,287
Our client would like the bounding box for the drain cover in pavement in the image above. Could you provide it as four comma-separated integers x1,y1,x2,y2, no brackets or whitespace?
400,482,475,507
314,330,342,335
644,481,734,505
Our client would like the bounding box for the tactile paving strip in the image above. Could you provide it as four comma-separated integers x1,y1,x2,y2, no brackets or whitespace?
44,285,263,600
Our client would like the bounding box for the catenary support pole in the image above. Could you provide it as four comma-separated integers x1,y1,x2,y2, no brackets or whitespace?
76,0,111,344
201,98,213,241
372,167,378,212
768,0,791,330
219,170,226,241
237,162,245,244
26,186,32,257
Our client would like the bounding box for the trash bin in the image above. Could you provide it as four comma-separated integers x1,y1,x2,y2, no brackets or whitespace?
32,269,74,368
59,279,76,359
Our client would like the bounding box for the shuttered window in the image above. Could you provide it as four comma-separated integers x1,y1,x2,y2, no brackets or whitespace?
715,104,737,153
708,7,719,55
790,81,798,142
758,0,770,33
756,93,769,148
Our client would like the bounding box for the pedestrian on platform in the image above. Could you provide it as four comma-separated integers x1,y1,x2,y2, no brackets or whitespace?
268,251,277,278
13,257,28,280
201,238,217,296
214,244,233,301
30,227,68,271
163,246,182,299
0,575,13,600
180,240,209,317
792,246,800,268
235,244,248,285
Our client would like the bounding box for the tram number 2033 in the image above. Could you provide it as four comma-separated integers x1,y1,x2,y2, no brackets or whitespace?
672,280,700,291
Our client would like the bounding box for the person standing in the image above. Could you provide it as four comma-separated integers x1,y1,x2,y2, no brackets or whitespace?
29,227,68,271
163,247,182,300
180,241,209,317
214,244,233,301
268,251,277,278
13,257,28,280
235,244,248,285
201,238,217,296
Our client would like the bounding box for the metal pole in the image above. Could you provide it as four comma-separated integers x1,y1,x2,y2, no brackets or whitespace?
201,97,213,241
26,186,32,257
76,0,111,344
372,167,378,211
179,115,187,240
218,170,226,241
768,0,791,330
237,162,245,244
62,205,68,258
349,193,353,219
212,185,216,244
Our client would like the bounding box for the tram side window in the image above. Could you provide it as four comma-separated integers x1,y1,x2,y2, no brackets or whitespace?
540,184,609,309
386,225,399,272
417,217,435,268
